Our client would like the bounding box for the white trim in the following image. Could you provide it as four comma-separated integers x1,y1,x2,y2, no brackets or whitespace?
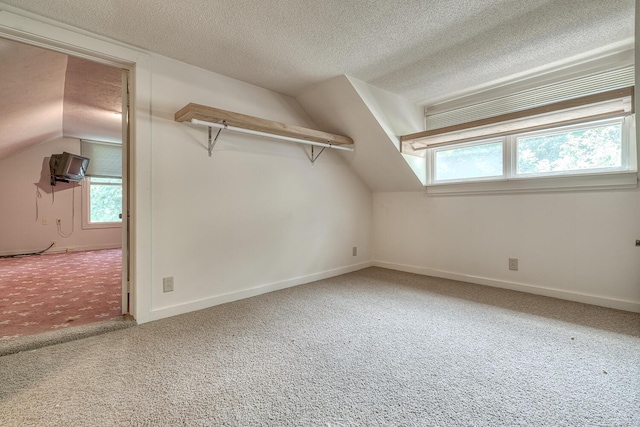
426,171,638,195
425,115,637,193
81,177,124,229
373,261,640,313
149,261,374,321
0,8,153,323
0,6,148,62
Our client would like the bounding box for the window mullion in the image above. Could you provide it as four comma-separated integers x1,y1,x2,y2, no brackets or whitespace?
505,136,514,178
426,149,434,185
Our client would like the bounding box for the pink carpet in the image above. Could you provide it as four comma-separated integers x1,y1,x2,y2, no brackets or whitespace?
0,249,122,340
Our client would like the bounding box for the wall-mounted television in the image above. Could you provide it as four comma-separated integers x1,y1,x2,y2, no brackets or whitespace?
49,152,90,185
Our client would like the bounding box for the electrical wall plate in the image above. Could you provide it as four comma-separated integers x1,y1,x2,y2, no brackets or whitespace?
163,276,174,292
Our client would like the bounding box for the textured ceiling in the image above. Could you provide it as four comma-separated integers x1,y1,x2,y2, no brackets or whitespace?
63,56,123,143
0,40,66,160
1,0,634,105
0,38,122,160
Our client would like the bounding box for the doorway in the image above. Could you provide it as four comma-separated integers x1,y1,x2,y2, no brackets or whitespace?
0,36,130,340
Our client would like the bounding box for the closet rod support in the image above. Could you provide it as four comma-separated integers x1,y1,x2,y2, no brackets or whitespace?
307,145,326,165
208,125,224,157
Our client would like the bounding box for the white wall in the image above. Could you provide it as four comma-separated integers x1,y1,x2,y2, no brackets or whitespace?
147,55,372,319
323,54,640,314
371,9,640,313
0,9,372,324
373,189,640,312
4,5,635,326
0,137,121,255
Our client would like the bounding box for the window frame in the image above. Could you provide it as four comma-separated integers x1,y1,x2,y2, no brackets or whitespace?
511,117,629,179
425,115,637,194
81,176,123,230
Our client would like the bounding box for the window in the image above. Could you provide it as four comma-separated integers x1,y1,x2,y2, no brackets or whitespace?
422,116,636,193
516,121,622,176
80,140,123,229
401,65,637,194
434,139,503,182
83,177,122,228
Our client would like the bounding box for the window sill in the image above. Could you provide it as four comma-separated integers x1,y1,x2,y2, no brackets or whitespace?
425,171,638,196
82,222,122,230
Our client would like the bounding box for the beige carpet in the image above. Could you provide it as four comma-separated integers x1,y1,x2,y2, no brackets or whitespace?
1,267,638,426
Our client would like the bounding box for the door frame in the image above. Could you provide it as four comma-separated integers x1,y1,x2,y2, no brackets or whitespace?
0,7,153,322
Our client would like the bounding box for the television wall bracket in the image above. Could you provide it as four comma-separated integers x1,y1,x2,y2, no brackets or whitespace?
49,157,58,186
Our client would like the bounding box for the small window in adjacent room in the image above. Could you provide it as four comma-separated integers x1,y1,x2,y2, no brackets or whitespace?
81,140,123,229
85,177,122,227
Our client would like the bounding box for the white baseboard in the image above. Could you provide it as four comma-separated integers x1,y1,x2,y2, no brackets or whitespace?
0,243,121,257
148,261,374,322
373,261,640,313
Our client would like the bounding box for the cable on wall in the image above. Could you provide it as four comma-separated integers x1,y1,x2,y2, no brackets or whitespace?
0,242,55,259
56,182,76,238
35,185,42,221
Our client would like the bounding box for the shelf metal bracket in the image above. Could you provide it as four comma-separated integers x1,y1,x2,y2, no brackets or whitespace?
208,122,225,157
306,145,326,165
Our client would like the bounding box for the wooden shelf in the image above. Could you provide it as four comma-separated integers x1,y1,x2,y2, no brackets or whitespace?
175,103,353,146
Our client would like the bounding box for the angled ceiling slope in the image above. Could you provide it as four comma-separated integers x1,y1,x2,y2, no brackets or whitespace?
0,37,122,161
0,39,66,160
63,56,123,143
297,76,424,193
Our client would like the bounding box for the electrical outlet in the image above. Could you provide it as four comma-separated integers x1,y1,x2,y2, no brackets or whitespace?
163,276,174,293
42,218,48,225
352,246,357,256
509,258,518,271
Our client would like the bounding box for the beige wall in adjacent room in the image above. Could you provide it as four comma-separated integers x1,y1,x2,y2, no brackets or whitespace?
0,137,121,255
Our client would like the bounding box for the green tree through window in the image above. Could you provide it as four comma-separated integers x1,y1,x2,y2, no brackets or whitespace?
517,123,622,174
88,177,122,223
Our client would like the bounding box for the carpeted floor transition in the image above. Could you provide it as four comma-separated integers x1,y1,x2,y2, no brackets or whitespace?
1,267,638,426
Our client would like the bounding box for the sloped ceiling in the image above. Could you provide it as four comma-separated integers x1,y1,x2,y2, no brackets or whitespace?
63,56,123,143
0,38,122,161
1,0,634,105
298,76,425,192
0,40,66,160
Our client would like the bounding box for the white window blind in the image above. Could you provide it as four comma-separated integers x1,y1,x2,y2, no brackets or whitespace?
401,64,635,153
410,92,632,150
424,66,634,131
80,140,122,178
